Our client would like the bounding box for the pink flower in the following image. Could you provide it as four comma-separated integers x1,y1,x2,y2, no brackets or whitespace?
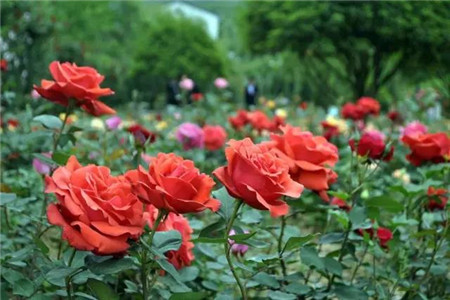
175,122,204,150
229,229,249,256
214,77,229,89
400,121,428,138
31,89,41,100
105,116,122,130
179,78,194,91
32,153,52,175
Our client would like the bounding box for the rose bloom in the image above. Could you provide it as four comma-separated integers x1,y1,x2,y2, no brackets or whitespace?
228,110,249,130
146,205,194,270
387,110,402,123
269,115,286,132
126,153,220,214
229,229,249,256
427,187,448,211
349,130,394,161
179,78,194,91
0,59,8,71
359,227,393,248
33,153,53,175
341,103,365,120
7,119,20,131
247,110,272,132
401,132,449,166
321,121,340,141
128,124,157,146
105,116,122,130
191,93,204,102
270,125,339,200
214,77,229,89
175,122,204,150
45,156,144,255
400,121,428,138
356,97,380,116
34,61,115,116
329,197,351,212
213,138,304,217
203,125,227,151
299,101,308,110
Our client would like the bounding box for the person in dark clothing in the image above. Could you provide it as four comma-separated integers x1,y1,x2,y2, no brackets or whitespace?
166,79,180,106
244,78,258,108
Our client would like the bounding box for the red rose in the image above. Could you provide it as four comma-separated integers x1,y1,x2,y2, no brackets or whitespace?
146,205,194,270
34,61,115,116
401,132,449,166
357,97,380,116
125,153,220,214
299,101,308,110
228,110,249,130
358,227,393,248
191,93,204,102
427,187,448,211
270,125,339,197
342,103,365,120
321,121,340,141
203,125,228,151
213,138,304,217
387,110,402,123
127,124,157,145
7,118,20,129
269,115,286,132
329,197,351,211
1,59,8,72
247,110,272,132
45,156,144,255
349,130,394,161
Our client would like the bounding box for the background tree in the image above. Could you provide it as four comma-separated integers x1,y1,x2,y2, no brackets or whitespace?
242,1,450,100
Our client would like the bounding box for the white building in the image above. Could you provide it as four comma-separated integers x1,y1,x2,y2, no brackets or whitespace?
167,1,220,39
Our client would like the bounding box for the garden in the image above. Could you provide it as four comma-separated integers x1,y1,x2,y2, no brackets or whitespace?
1,1,449,300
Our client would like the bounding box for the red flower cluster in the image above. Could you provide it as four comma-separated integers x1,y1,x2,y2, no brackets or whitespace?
401,132,449,166
34,61,115,116
146,205,194,270
342,97,380,120
427,187,447,211
358,227,393,248
228,109,285,133
349,130,394,161
203,125,228,151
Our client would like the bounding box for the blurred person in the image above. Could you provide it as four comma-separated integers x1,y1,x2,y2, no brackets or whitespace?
244,77,258,108
167,78,180,106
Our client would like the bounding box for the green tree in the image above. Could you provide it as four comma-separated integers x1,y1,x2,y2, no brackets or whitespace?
243,1,450,99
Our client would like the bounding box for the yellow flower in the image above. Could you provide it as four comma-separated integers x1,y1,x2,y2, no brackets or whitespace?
325,116,348,133
59,113,78,124
392,168,410,184
156,121,168,131
275,108,287,119
90,118,105,130
266,100,276,109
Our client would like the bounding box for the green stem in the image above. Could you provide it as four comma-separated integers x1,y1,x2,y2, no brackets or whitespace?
350,243,369,283
68,248,76,267
277,215,287,277
3,207,11,230
53,101,73,152
224,200,247,300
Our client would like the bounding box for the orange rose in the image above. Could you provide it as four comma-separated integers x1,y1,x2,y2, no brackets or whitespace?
247,110,272,132
125,153,220,214
401,132,450,166
45,156,144,255
34,61,115,116
270,125,339,198
145,205,194,270
228,109,249,131
203,125,228,151
213,138,303,217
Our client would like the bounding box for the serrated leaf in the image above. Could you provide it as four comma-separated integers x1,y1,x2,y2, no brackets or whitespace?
213,187,235,221
153,230,182,253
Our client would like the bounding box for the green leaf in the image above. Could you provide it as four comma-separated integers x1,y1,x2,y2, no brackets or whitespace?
349,206,366,229
319,232,345,244
333,285,368,300
328,191,349,200
45,267,76,287
268,291,296,300
154,258,185,285
228,232,256,243
85,256,135,275
52,152,71,165
241,209,263,224
33,114,63,130
0,193,16,206
12,278,34,297
169,292,209,300
300,247,324,270
32,153,57,166
214,187,235,221
366,196,403,213
324,257,342,276
191,237,226,244
2,268,25,284
87,279,119,300
253,272,280,289
153,230,182,253
178,266,199,282
284,282,311,295
283,234,317,253
34,237,49,255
